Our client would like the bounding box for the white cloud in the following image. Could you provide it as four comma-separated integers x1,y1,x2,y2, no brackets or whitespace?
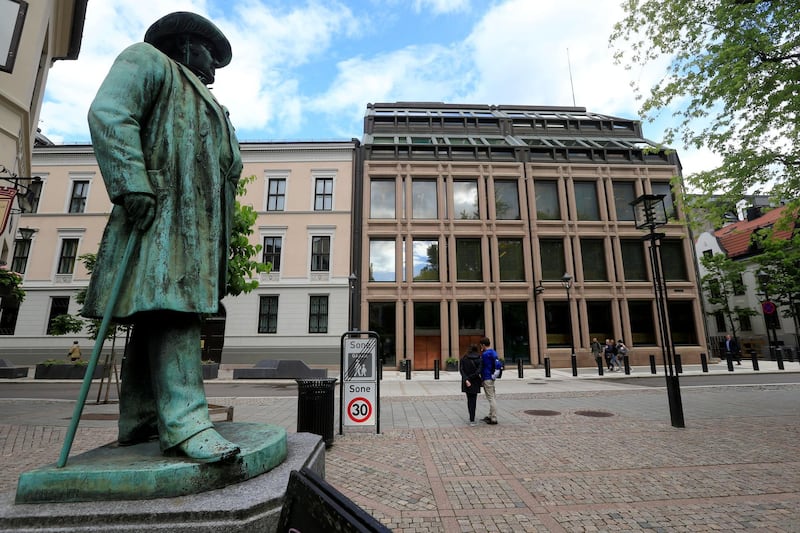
412,0,470,14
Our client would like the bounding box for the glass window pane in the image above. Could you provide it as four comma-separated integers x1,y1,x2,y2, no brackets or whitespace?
661,240,688,280
258,295,278,333
587,301,613,341
311,236,330,271
314,178,333,211
651,182,676,219
456,238,482,281
613,181,636,221
58,239,79,274
574,182,600,220
369,302,396,365
544,302,570,347
581,239,607,281
309,295,328,333
412,180,437,219
535,180,560,220
262,236,282,272
370,179,395,218
621,240,648,281
498,239,525,281
453,181,479,220
668,301,697,344
267,179,286,211
540,239,565,280
494,181,520,220
628,301,656,344
412,240,439,281
369,240,395,282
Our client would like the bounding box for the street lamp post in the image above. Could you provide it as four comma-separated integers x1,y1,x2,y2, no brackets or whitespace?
348,273,358,331
561,272,577,377
631,194,685,428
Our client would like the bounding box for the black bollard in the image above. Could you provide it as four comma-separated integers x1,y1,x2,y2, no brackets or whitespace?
597,358,604,376
434,359,440,380
649,354,657,374
749,349,759,371
571,354,577,377
776,348,785,370
700,353,708,373
517,359,523,378
623,355,631,375
545,357,551,378
405,359,411,380
675,353,683,374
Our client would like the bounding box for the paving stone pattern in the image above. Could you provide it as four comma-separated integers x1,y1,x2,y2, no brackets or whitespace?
0,380,798,532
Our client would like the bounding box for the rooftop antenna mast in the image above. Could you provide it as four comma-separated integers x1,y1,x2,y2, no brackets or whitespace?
567,48,576,107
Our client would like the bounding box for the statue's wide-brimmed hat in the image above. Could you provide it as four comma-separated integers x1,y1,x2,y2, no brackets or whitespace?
144,12,232,68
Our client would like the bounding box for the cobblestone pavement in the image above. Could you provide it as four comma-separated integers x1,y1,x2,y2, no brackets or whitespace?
1,364,799,532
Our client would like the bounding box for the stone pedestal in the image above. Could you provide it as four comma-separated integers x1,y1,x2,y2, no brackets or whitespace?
0,432,324,532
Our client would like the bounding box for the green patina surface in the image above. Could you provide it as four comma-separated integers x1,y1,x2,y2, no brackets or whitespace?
16,423,287,504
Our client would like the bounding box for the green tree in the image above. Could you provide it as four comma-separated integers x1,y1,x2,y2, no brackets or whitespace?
699,252,757,340
227,175,271,296
753,229,800,343
611,1,800,225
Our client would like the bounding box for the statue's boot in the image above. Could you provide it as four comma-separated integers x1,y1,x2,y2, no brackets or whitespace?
174,428,240,463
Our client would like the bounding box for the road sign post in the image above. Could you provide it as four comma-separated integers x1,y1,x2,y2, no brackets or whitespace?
340,331,380,435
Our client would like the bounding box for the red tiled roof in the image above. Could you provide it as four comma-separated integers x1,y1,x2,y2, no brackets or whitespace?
714,206,795,258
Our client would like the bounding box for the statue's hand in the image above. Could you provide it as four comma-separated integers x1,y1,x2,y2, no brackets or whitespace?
122,193,156,231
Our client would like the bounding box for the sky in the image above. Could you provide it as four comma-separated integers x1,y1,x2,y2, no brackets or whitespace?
40,0,721,178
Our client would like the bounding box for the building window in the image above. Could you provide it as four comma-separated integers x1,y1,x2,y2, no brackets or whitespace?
309,295,328,333
581,238,607,281
46,297,70,335
715,310,726,332
68,180,89,213
540,239,565,280
453,180,479,220
314,177,333,211
370,179,395,218
456,238,482,281
574,181,600,220
267,178,286,211
738,312,752,331
651,182,677,219
535,180,560,220
412,179,437,219
57,238,79,274
628,300,656,344
587,301,613,341
621,240,647,281
11,238,31,274
369,240,395,282
613,181,636,221
494,180,520,220
258,295,278,333
369,302,396,365
262,237,282,272
668,301,698,344
412,239,439,281
26,179,42,213
661,240,688,281
311,236,330,272
498,239,525,281
544,301,570,347
733,273,745,295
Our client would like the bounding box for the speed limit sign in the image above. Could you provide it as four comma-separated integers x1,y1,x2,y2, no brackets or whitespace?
347,396,373,424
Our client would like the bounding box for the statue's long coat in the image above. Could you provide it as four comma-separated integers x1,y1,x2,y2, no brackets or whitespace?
82,42,242,319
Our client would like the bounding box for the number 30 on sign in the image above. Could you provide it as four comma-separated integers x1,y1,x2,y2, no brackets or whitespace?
344,384,375,426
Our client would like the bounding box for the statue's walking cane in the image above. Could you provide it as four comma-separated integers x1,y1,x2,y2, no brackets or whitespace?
57,230,139,468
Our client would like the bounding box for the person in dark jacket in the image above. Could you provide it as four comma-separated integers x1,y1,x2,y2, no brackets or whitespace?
460,344,483,426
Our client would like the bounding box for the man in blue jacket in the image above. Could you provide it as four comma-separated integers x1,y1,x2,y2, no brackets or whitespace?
479,337,502,425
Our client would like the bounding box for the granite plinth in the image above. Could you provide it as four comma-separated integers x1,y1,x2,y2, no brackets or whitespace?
16,422,286,503
1,432,324,533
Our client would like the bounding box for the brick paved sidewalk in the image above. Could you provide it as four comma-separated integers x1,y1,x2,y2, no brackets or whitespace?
1,383,798,531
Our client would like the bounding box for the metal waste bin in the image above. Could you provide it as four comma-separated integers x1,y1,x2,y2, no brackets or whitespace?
296,378,337,447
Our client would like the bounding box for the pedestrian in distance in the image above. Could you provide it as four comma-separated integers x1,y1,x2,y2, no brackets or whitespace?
479,337,502,425
68,341,82,362
616,339,629,371
590,337,603,370
724,334,742,365
604,339,616,371
460,344,482,426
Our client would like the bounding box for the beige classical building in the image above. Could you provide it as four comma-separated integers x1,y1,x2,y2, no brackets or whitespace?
2,141,357,364
0,0,87,265
355,103,707,370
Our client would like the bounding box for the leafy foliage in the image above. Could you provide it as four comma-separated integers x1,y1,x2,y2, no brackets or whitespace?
611,0,800,226
753,229,800,333
0,266,25,302
227,175,271,296
699,252,757,338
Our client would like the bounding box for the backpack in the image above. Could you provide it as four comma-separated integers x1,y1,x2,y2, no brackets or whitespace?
494,357,504,379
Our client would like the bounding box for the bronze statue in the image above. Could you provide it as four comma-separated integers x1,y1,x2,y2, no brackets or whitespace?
83,12,242,463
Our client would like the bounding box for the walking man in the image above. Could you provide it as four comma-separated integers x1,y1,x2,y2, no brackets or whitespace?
480,337,502,425
725,334,742,365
